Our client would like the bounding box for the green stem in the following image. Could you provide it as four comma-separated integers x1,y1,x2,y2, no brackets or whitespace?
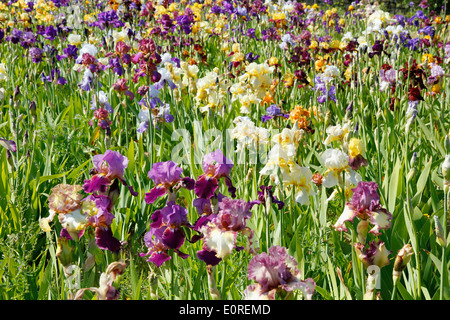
221,259,227,299
440,189,448,300
391,283,398,300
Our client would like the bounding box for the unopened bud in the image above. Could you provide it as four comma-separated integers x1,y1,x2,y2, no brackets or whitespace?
357,219,369,244
56,237,73,267
392,244,414,284
445,135,450,152
207,265,221,300
434,215,447,247
13,85,20,101
410,152,418,168
443,155,450,187
23,130,28,148
148,271,159,300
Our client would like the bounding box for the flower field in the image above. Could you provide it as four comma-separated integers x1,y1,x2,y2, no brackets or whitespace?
0,0,449,302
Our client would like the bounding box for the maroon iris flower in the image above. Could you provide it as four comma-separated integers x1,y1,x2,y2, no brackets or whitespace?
194,150,236,200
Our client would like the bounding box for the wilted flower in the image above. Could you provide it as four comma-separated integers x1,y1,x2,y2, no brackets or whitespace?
348,138,368,170
74,261,126,300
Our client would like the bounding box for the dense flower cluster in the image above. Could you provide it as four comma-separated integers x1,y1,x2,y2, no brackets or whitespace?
1,0,446,302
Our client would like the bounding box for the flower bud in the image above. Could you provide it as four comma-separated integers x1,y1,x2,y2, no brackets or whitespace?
207,265,222,300
357,219,369,244
392,244,414,284
444,135,450,152
56,237,73,267
443,155,450,188
434,215,447,247
148,271,159,300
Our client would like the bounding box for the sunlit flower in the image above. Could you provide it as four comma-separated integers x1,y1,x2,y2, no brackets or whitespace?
333,181,392,236
244,246,316,300
145,161,194,204
354,240,391,269
321,148,360,188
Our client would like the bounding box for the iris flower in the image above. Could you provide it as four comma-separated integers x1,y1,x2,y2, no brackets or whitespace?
145,161,194,204
83,150,137,197
196,197,257,265
333,181,392,236
194,150,236,200
244,246,316,300
140,202,191,267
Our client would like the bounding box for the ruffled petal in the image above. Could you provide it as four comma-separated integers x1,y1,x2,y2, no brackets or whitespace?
145,186,167,204
333,204,358,232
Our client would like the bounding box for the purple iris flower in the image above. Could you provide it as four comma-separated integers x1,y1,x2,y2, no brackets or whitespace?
194,150,236,200
43,25,58,41
145,161,194,204
55,44,78,61
20,31,36,49
405,38,420,51
261,104,289,123
394,14,406,27
245,52,259,62
91,10,124,29
41,68,67,85
315,75,336,104
256,185,284,209
109,57,124,76
7,28,23,44
140,202,190,267
418,26,435,38
82,194,122,252
176,9,195,34
29,47,43,63
211,5,223,15
83,150,138,196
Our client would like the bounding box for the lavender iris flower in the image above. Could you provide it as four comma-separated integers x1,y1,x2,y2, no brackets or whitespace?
141,202,191,267
244,246,316,300
83,150,138,196
333,181,392,236
261,104,289,123
194,150,236,200
315,75,336,104
144,161,194,204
